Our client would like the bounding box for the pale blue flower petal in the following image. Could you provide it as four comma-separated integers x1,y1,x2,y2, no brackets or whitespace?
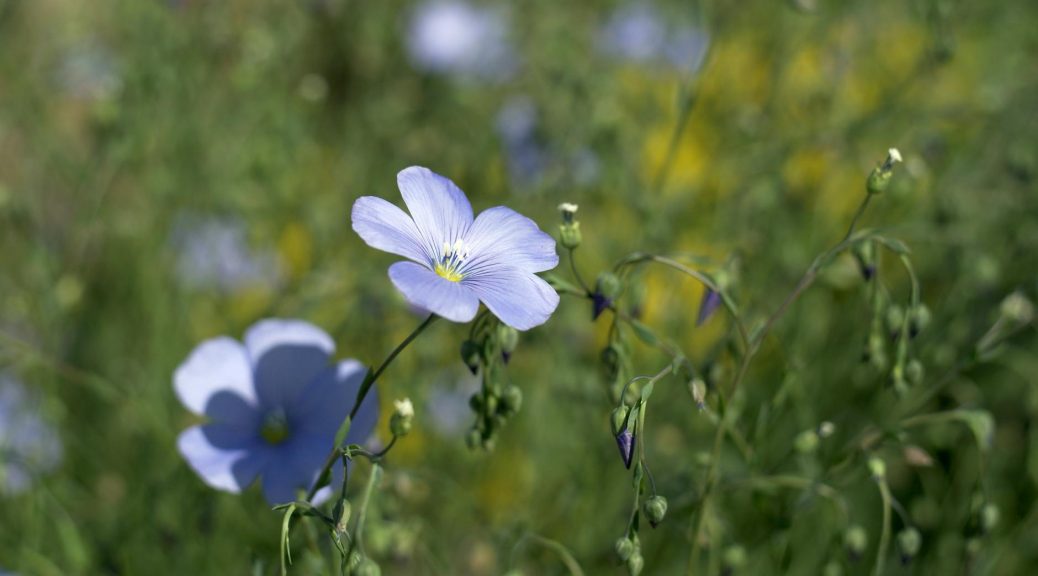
260,432,332,504
352,196,429,264
173,337,257,417
464,268,559,330
177,426,270,494
245,319,334,410
463,206,559,273
398,166,473,253
388,261,480,323
292,360,379,443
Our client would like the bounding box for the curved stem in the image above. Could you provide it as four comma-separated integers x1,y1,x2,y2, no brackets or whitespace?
353,463,383,556
874,477,893,576
512,533,587,576
567,246,592,295
307,314,438,502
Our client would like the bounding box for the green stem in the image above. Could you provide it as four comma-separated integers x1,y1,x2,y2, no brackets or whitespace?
512,533,587,576
307,314,437,502
568,246,592,295
352,463,383,556
874,477,893,576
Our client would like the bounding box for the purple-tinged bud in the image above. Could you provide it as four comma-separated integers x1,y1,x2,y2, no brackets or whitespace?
592,293,612,320
696,288,723,326
497,324,519,363
593,273,622,320
460,340,481,375
616,429,635,469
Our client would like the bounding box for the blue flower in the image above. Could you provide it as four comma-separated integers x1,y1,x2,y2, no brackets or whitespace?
174,319,378,505
406,1,516,81
599,2,710,75
0,374,63,496
170,214,282,293
352,166,560,331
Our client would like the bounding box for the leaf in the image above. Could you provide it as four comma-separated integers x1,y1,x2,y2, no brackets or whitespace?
874,236,911,255
630,319,660,347
280,504,296,576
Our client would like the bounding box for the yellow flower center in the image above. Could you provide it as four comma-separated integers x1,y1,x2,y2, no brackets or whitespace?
434,239,469,283
260,409,289,445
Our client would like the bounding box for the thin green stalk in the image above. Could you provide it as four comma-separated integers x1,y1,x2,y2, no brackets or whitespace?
307,314,437,502
352,463,383,556
874,477,893,576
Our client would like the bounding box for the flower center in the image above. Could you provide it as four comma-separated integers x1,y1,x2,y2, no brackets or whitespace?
434,239,469,282
260,409,289,445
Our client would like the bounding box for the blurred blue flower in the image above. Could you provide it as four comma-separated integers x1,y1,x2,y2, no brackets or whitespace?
0,374,63,496
170,215,282,293
352,166,560,330
174,319,378,505
406,0,517,81
425,371,480,438
496,96,548,187
599,3,709,74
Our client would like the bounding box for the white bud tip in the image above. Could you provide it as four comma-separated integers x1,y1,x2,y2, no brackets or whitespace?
394,398,415,418
888,148,902,164
557,202,579,213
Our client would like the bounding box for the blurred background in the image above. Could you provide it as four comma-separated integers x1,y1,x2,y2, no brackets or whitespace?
1,0,1037,574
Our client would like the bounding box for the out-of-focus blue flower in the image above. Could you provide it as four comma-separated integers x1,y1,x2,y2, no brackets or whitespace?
426,371,480,437
352,166,560,330
170,215,282,293
599,3,709,74
174,319,378,505
496,96,548,187
0,374,63,496
406,0,516,80
56,41,121,101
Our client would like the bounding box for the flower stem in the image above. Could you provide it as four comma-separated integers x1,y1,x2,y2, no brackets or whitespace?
352,463,383,556
874,476,893,576
307,314,437,501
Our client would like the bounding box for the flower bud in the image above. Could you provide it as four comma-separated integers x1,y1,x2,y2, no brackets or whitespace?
897,527,921,563
868,457,886,480
795,430,820,454
390,398,415,437
611,405,630,436
722,545,747,572
500,385,523,416
614,536,635,562
866,148,902,195
497,324,519,363
353,557,381,576
593,273,623,320
460,340,481,374
616,429,635,469
909,304,931,337
905,359,924,385
689,377,707,411
559,222,582,250
558,202,579,224
626,551,644,576
1000,291,1034,325
334,499,352,534
844,525,868,560
697,288,723,326
885,305,905,334
643,495,668,527
981,503,1000,533
818,421,836,438
853,241,877,281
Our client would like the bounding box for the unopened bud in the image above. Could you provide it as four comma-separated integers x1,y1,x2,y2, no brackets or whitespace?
593,273,622,320
500,385,523,416
819,421,836,438
868,457,886,480
690,377,707,410
626,551,644,576
722,545,747,571
853,241,877,281
559,221,582,250
390,398,415,437
886,305,905,334
353,557,381,576
611,405,631,436
1000,291,1034,325
795,430,820,454
909,305,931,337
643,495,668,527
616,429,635,469
497,324,519,363
844,525,868,559
614,537,635,562
897,528,921,563
981,503,1000,533
697,288,723,326
460,340,481,374
905,359,924,385
866,148,902,194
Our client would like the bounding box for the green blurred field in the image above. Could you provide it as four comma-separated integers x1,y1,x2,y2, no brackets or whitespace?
2,0,1037,574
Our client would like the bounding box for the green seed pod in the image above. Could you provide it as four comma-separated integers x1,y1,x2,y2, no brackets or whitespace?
795,430,820,454
643,495,668,528
559,222,582,249
981,503,1000,533
614,537,635,562
500,385,523,416
909,304,931,337
611,405,631,436
460,340,482,374
596,272,623,301
905,359,924,385
868,457,886,480
722,545,748,571
497,324,519,362
885,305,905,334
352,557,381,576
626,551,644,576
897,528,921,563
844,525,868,559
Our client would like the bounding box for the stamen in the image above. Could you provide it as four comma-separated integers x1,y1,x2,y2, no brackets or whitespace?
260,409,289,445
435,238,469,282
